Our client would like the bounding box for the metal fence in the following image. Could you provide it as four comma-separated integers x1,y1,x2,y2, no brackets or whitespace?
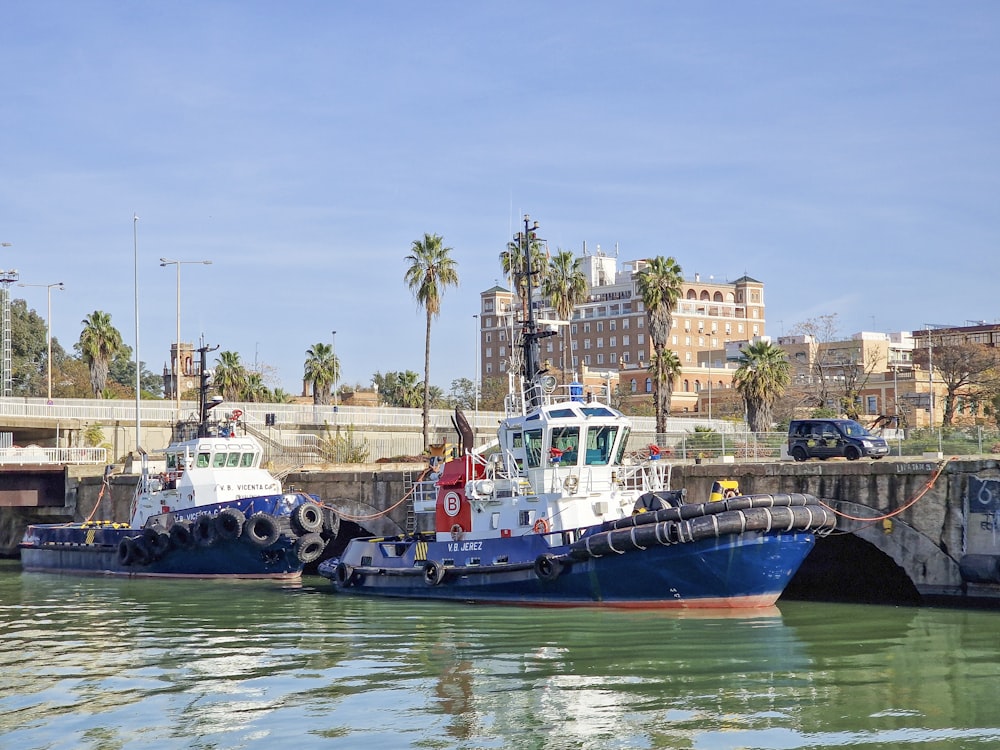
3,396,997,464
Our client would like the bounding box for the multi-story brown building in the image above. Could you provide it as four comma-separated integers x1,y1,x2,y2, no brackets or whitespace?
478,247,765,414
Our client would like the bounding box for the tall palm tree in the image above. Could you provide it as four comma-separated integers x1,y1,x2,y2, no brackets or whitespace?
304,342,339,405
405,233,459,450
648,348,682,433
542,249,588,380
634,256,684,434
78,311,124,398
733,339,791,433
500,234,548,323
213,351,248,402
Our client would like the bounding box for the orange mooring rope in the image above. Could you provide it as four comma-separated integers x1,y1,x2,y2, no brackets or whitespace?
818,456,956,527
332,465,434,522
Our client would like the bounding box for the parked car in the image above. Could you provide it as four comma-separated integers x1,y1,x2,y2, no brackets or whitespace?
788,418,889,461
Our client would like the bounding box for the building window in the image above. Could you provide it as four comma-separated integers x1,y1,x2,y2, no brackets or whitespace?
867,396,878,414
645,378,652,393
630,378,637,392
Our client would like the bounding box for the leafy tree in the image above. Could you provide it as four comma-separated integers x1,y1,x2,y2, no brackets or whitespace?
77,310,125,398
913,340,999,426
478,376,508,412
635,256,684,434
447,377,477,411
304,342,339,405
542,249,588,379
734,339,791,433
108,350,162,397
10,298,66,396
405,233,459,450
788,313,841,410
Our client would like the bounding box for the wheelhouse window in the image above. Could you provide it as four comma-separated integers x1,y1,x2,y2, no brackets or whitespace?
584,426,619,466
524,429,543,468
551,426,580,464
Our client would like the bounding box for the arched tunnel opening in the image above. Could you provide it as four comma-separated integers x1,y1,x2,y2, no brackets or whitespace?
781,532,921,605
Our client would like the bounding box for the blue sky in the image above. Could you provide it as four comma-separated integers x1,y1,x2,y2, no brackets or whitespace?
2,2,998,395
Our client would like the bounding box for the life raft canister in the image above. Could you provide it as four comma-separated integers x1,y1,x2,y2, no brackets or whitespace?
434,456,473,537
709,480,740,502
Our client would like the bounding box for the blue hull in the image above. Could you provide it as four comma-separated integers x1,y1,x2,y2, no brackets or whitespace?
319,530,817,608
20,495,324,580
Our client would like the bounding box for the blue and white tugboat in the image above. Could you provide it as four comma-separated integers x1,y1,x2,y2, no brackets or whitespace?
20,346,336,579
318,216,835,607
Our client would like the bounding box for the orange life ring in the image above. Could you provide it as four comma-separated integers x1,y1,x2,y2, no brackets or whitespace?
532,518,550,534
450,524,464,541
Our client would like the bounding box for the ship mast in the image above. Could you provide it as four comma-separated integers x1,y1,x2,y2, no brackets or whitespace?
514,214,555,409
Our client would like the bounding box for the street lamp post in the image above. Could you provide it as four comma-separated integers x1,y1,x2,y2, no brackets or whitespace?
18,281,64,401
160,258,212,417
331,330,338,409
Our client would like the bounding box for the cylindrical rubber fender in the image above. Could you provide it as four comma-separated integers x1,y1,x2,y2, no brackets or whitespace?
142,525,171,559
293,532,326,564
169,520,196,550
423,559,445,586
334,561,355,588
534,553,563,582
214,507,246,541
322,505,341,539
245,512,281,548
193,515,217,547
291,502,324,535
632,490,686,514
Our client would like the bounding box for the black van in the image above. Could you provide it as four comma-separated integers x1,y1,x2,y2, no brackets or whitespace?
787,419,889,461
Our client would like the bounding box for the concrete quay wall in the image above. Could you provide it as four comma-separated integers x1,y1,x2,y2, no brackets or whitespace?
6,457,1000,606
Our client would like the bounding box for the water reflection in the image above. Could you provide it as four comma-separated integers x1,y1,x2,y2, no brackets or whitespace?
2,563,1000,749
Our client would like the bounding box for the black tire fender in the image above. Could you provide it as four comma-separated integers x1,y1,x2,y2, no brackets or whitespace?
245,512,281,548
293,532,326,564
214,507,246,540
534,553,563,582
142,525,171,559
291,502,324,534
334,561,355,587
117,536,137,566
193,515,217,547
423,559,445,586
169,520,196,550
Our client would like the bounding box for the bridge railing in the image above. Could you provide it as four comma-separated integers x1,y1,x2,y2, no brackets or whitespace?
0,446,107,465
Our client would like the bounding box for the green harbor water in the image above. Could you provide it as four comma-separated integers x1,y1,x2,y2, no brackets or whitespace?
2,559,999,750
